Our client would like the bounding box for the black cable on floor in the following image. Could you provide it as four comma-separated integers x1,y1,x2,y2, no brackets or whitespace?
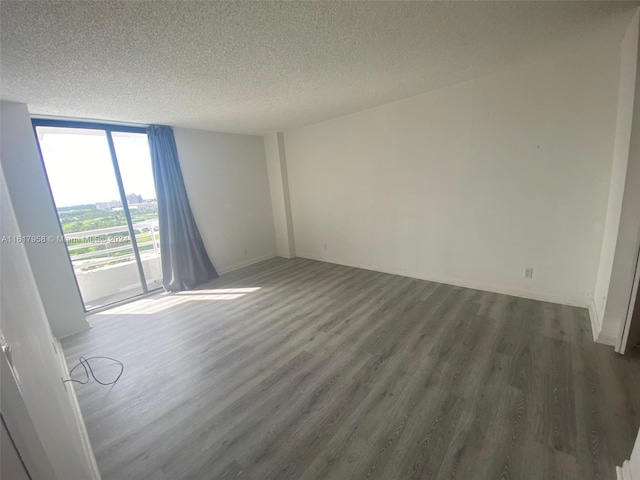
63,356,124,386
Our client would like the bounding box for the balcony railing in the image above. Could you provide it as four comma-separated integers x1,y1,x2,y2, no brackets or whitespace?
65,220,160,271
63,221,162,308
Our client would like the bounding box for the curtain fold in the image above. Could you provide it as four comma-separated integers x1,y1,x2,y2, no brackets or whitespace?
148,125,218,291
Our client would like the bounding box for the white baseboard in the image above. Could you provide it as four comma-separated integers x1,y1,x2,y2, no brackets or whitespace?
617,461,634,480
216,253,278,275
297,253,590,309
587,302,619,347
597,331,619,347
589,300,601,342
589,300,618,346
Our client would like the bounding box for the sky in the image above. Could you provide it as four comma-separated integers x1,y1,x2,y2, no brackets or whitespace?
36,127,157,208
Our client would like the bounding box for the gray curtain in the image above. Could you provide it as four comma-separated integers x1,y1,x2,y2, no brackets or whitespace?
148,125,218,291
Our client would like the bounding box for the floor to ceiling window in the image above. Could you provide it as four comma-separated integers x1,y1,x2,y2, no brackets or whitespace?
33,120,162,310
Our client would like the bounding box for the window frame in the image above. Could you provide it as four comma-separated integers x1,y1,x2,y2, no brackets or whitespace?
31,118,159,311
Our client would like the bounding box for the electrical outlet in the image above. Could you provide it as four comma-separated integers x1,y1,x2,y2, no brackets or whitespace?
243,247,248,255
324,243,327,250
523,267,533,279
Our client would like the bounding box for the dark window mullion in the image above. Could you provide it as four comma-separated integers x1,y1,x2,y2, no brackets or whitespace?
105,130,149,293
32,118,146,133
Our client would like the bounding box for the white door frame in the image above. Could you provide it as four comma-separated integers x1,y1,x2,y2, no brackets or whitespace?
617,428,640,480
617,246,640,353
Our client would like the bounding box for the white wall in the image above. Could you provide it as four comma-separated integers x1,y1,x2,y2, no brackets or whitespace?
1,351,56,479
1,418,31,480
264,132,296,258
174,128,277,274
0,165,100,479
0,102,89,339
618,428,640,480
594,11,640,345
283,34,622,307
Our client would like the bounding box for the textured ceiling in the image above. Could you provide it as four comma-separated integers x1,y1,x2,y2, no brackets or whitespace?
1,1,638,134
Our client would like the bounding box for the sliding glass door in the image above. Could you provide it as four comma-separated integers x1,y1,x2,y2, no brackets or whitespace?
111,131,163,293
33,120,161,310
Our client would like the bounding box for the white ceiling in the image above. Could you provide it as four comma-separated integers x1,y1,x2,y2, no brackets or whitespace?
1,1,638,135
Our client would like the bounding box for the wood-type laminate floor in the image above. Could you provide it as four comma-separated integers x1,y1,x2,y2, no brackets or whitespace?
63,257,640,480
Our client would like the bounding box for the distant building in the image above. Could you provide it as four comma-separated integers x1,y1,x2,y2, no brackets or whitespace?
95,200,122,210
136,201,158,213
126,193,143,204
95,195,145,210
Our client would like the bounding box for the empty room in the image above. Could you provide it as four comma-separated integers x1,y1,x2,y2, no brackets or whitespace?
2,1,640,479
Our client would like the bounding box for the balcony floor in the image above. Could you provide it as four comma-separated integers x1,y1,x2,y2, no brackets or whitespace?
83,279,163,311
